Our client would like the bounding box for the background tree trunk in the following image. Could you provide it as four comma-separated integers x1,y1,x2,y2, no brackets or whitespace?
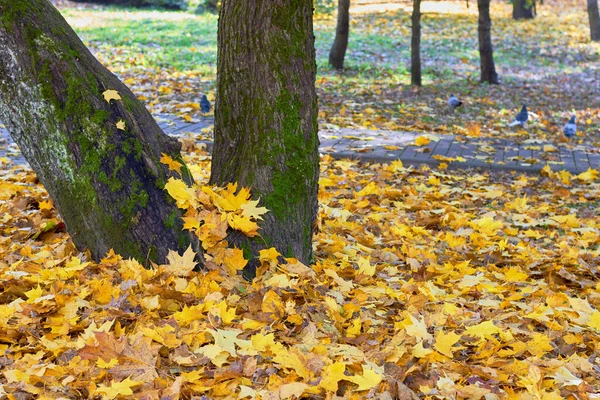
588,0,600,41
512,0,535,19
0,0,195,264
210,0,319,272
478,0,499,84
329,0,350,70
411,0,422,86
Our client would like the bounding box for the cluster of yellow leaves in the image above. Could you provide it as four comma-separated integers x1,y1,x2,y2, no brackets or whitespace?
160,153,267,274
1,145,600,399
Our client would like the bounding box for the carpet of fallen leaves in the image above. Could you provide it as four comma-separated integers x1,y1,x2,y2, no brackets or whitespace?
1,144,599,398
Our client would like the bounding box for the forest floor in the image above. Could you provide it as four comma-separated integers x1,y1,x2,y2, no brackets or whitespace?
0,1,598,399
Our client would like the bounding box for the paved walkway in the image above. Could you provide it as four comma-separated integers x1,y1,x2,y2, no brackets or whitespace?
2,114,599,174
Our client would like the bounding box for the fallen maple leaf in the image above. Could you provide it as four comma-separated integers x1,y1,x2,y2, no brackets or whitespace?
102,89,121,103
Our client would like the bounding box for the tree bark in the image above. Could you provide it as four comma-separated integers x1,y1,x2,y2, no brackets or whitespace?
478,0,499,84
588,0,600,41
329,0,350,70
210,0,319,272
0,0,195,264
512,0,535,19
411,0,421,86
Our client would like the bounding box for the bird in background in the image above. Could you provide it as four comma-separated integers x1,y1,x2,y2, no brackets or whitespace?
563,115,576,139
448,94,462,109
509,104,528,127
200,94,211,115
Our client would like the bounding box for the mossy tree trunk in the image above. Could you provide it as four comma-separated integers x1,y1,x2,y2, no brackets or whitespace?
329,0,350,70
410,0,421,86
210,0,319,271
588,0,600,41
0,0,195,264
512,0,535,19
478,0,499,84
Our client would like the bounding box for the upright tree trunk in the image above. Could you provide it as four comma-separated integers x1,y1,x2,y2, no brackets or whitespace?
0,0,195,264
588,0,600,41
211,0,319,272
512,0,535,19
329,0,350,70
411,0,421,86
478,0,499,84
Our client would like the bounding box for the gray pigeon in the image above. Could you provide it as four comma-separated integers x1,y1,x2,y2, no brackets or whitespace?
563,115,576,138
509,104,528,127
200,94,211,114
448,94,462,109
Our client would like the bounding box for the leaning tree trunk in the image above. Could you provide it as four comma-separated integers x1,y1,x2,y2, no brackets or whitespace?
329,0,350,70
588,0,600,41
210,0,319,273
478,0,499,84
512,0,534,19
0,0,195,264
411,0,422,86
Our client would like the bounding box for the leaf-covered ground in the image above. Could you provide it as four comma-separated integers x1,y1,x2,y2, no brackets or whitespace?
59,0,600,145
0,144,599,398
1,1,599,398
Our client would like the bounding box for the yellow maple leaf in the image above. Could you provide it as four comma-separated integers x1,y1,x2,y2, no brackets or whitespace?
196,344,230,367
262,290,284,314
357,256,375,277
466,123,481,137
181,216,200,231
102,89,121,103
587,311,600,330
259,247,281,263
558,170,571,184
412,341,434,358
24,284,43,302
95,377,142,399
348,366,383,391
434,331,461,358
210,301,237,325
227,213,259,236
576,168,599,182
204,183,251,212
320,362,346,391
116,120,126,131
526,333,553,356
504,267,528,282
165,245,197,277
464,321,501,339
278,382,308,399
551,214,580,228
415,136,430,146
346,317,362,337
164,177,196,209
470,216,503,236
160,153,183,174
38,200,53,211
223,247,248,273
240,199,268,221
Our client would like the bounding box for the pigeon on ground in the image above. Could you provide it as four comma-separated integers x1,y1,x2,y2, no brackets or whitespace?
200,94,211,114
563,115,576,138
448,94,463,109
509,104,528,127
